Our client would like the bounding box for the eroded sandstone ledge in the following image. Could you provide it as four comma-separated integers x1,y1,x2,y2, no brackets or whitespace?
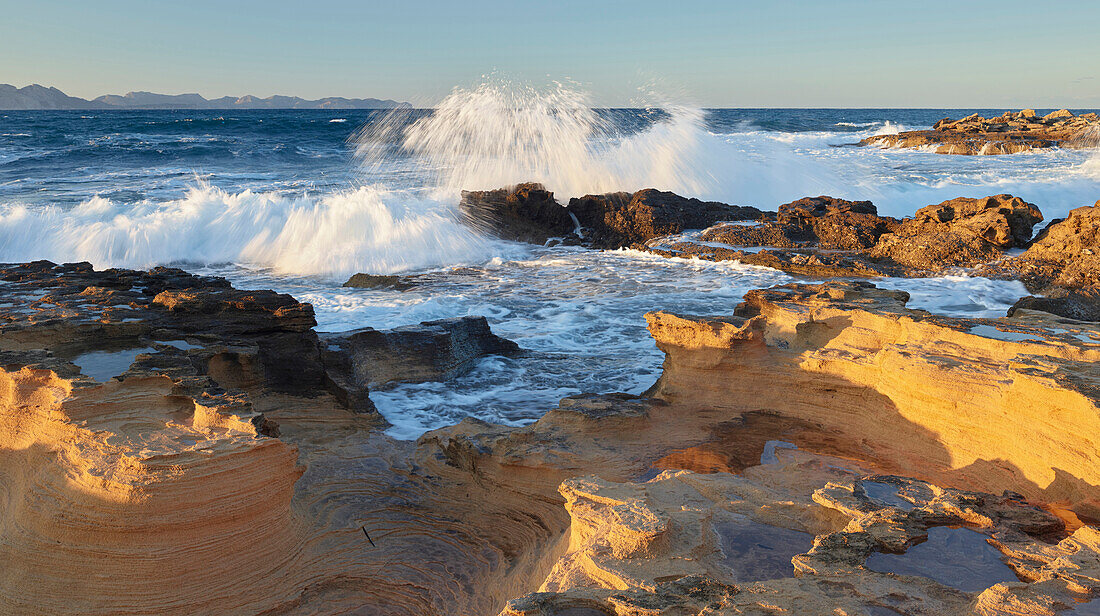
858,109,1100,155
4,263,1100,615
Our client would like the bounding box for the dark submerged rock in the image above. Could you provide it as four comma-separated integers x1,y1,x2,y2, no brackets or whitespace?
320,316,521,389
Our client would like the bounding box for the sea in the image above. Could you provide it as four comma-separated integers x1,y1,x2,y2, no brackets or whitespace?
3,86,1099,438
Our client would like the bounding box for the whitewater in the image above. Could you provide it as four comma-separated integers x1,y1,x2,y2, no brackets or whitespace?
2,84,1098,437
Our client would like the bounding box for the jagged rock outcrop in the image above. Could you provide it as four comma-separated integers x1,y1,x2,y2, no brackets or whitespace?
647,193,1044,279
459,183,763,249
701,196,896,251
981,200,1100,320
567,188,764,248
460,183,577,244
502,459,1097,616
342,273,421,290
870,194,1043,269
859,109,1100,154
646,280,1100,519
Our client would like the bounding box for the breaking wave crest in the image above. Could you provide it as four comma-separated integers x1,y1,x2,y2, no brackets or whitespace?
0,184,505,277
355,81,714,199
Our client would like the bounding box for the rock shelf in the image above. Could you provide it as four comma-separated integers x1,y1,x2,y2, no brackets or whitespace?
4,258,1100,614
858,109,1100,155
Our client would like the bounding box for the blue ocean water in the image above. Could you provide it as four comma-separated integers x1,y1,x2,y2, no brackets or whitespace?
1,104,1097,436
3,108,1095,206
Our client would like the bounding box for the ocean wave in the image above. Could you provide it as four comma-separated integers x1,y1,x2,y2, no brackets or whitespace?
0,184,514,277
354,81,715,199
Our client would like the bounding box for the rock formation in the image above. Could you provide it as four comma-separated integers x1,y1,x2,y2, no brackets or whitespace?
645,193,1045,282
646,281,1100,517
858,109,1100,155
699,196,897,251
982,199,1100,320
870,194,1043,268
459,183,763,249
321,316,520,389
567,188,764,248
5,262,1100,615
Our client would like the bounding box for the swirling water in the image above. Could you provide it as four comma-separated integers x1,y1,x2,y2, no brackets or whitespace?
2,90,1097,437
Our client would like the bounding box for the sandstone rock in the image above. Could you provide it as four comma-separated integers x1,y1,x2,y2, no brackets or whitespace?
1044,109,1074,120
9,264,1100,615
871,194,1042,269
460,183,575,244
646,280,1100,518
979,201,1100,319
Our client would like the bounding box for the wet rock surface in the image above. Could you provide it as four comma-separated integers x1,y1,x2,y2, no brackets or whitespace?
5,263,1100,615
646,193,1049,283
858,109,1100,154
701,196,897,251
459,183,763,249
321,315,520,389
871,194,1043,269
567,188,764,248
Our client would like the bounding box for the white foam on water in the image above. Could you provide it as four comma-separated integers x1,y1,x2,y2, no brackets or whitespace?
0,183,513,278
355,80,714,200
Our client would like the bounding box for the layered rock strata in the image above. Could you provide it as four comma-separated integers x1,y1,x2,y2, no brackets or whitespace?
646,281,1100,518
859,109,1100,154
5,263,1100,615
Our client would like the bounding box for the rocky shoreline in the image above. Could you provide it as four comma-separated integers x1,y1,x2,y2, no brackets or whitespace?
857,109,1100,155
5,185,1100,614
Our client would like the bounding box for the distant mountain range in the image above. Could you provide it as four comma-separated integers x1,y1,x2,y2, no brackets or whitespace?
0,84,410,110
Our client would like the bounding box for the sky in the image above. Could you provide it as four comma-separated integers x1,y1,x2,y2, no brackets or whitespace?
2,0,1098,108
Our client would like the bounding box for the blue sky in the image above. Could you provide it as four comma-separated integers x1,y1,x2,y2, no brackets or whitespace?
2,0,1098,107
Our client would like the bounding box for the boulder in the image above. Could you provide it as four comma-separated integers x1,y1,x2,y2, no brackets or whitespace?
342,273,420,291
1017,202,1100,288
701,196,896,250
870,194,1042,269
459,183,575,244
1009,288,1100,322
567,188,764,248
1044,108,1074,120
321,316,520,389
456,184,764,249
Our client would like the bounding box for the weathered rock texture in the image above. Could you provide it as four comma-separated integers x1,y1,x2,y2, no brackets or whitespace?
860,109,1100,154
5,263,1100,615
701,196,897,251
502,458,1099,616
567,188,765,248
648,193,1045,279
871,194,1043,268
646,281,1100,519
459,183,764,249
982,199,1100,320
460,183,577,244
